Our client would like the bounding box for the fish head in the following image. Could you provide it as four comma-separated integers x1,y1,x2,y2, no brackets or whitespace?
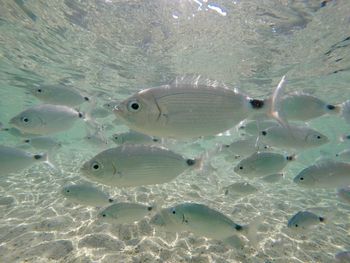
61,185,76,198
103,101,119,111
29,85,51,100
150,208,184,232
293,169,316,187
97,206,115,223
234,159,254,175
113,90,161,132
305,130,329,146
111,133,125,145
9,110,43,133
80,155,116,183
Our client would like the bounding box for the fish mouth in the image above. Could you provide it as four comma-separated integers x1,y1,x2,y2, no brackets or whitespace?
113,105,124,115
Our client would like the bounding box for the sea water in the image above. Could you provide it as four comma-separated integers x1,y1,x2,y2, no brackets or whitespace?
0,0,350,262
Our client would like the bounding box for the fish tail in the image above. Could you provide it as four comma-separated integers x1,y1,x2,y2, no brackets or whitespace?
339,134,350,142
340,100,350,125
286,153,297,162
240,215,261,247
319,216,326,223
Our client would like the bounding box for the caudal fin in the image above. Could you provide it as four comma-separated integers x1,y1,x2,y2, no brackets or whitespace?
240,215,261,248
34,152,55,170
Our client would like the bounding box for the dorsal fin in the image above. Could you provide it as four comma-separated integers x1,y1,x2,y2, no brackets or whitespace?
170,75,230,89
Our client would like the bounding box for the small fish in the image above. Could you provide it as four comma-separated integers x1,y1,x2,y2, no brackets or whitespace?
261,173,284,183
98,202,153,224
29,84,89,106
9,104,84,135
113,76,276,138
223,182,258,195
294,160,350,188
90,107,111,119
237,119,279,136
234,152,295,177
112,130,159,145
22,136,61,151
260,124,329,150
219,136,271,160
335,251,350,263
287,211,325,230
279,92,340,121
0,145,48,175
1,127,38,138
81,145,200,187
335,149,350,162
61,184,113,206
150,203,257,244
337,186,350,204
84,130,109,148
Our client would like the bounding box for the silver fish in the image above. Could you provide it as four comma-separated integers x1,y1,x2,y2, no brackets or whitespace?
261,173,284,183
22,136,61,151
279,92,339,121
112,130,158,145
114,76,270,138
9,104,83,135
0,145,47,175
81,145,199,187
287,211,325,230
150,203,256,243
98,202,153,224
337,186,350,204
223,182,258,195
61,184,113,206
29,84,89,106
294,160,350,188
237,119,279,136
234,152,294,177
260,124,329,150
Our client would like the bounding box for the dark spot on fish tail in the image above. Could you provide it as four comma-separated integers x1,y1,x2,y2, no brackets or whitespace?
34,154,42,160
108,198,113,203
3,128,9,131
346,135,350,140
286,156,293,161
249,99,264,109
84,97,90,101
224,189,229,195
295,224,298,227
335,58,343,62
320,1,327,7
335,154,339,157
152,138,159,142
326,104,336,110
235,224,243,231
319,217,325,222
186,159,196,166
66,190,70,193
24,139,30,143
224,144,230,148
333,69,344,74
102,214,106,217
239,125,245,129
262,131,267,136
78,112,83,118
147,206,153,211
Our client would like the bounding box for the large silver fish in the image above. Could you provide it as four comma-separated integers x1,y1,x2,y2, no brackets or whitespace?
9,104,84,135
114,76,272,138
287,211,325,231
294,160,350,188
0,145,47,175
80,145,199,187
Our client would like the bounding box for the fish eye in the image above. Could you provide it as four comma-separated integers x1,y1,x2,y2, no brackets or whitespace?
37,89,42,93
127,100,141,112
262,131,267,136
24,139,30,143
102,214,106,217
326,104,335,110
21,116,29,123
66,190,70,193
295,224,298,227
171,208,176,214
316,135,321,139
239,166,243,170
300,177,304,180
114,136,118,140
91,162,100,170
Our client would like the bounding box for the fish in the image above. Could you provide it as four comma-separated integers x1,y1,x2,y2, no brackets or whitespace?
219,136,271,160
279,92,340,121
22,136,61,151
237,119,279,136
111,130,159,145
0,145,48,175
223,182,258,195
98,202,154,224
335,149,350,162
150,203,257,244
260,124,329,150
80,145,200,187
9,104,84,135
61,184,113,206
234,152,295,177
337,186,350,204
29,84,89,106
90,107,111,119
103,100,120,111
261,173,284,183
293,159,350,188
113,76,275,138
340,100,350,125
287,211,325,230
335,251,350,263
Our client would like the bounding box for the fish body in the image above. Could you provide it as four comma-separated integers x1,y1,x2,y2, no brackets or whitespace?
237,120,279,136
337,186,350,204
61,184,112,206
335,149,350,162
112,130,158,145
294,160,350,188
150,203,248,241
81,145,198,187
234,152,294,177
261,173,284,183
287,211,324,230
29,85,89,106
114,78,267,138
22,136,61,151
98,202,153,224
260,124,329,149
280,92,339,121
223,182,258,195
0,145,47,175
9,104,83,135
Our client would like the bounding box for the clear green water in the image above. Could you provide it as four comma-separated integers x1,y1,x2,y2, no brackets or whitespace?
0,0,350,262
